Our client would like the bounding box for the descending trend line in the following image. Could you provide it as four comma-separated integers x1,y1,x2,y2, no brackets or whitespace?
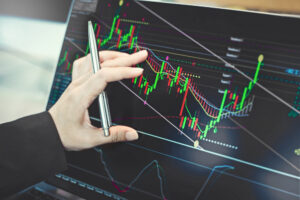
94,148,167,200
194,165,234,200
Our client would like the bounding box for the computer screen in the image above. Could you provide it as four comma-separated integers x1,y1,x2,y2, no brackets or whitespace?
46,0,300,199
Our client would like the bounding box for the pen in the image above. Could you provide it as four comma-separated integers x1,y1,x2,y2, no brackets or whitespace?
88,21,112,137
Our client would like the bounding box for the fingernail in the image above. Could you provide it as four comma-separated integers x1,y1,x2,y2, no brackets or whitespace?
132,68,144,73
137,50,147,56
125,131,139,141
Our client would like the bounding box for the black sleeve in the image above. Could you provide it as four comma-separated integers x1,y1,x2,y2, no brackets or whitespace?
0,112,67,197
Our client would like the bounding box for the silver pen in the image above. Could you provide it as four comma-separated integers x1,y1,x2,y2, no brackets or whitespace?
88,21,112,137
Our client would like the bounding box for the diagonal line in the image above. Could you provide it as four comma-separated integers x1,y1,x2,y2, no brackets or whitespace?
134,0,300,115
65,37,86,54
229,117,300,172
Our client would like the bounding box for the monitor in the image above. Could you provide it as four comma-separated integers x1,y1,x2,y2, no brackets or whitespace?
46,0,300,199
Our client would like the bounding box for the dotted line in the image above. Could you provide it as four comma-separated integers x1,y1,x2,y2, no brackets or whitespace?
120,18,149,25
166,69,201,79
201,138,238,150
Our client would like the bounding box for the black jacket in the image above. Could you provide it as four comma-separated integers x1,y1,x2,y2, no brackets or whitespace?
0,112,67,197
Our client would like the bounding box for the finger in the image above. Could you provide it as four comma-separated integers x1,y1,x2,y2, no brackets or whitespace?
97,67,144,83
79,67,143,108
99,50,129,62
73,51,130,81
72,50,140,81
101,50,148,68
86,125,139,147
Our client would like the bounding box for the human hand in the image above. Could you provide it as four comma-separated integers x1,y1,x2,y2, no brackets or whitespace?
49,50,148,151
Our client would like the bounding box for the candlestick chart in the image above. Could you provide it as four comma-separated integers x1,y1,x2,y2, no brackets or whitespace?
47,0,300,199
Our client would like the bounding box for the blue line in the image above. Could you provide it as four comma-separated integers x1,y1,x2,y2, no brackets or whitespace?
137,130,300,180
194,165,234,199
128,143,300,198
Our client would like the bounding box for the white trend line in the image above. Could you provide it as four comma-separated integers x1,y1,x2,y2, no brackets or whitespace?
66,37,86,54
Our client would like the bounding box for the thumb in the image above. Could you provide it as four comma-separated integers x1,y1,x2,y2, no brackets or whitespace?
86,125,139,147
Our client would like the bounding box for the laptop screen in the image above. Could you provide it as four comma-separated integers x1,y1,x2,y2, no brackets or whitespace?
46,0,300,199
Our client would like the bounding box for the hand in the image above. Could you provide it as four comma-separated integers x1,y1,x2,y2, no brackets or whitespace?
49,50,148,151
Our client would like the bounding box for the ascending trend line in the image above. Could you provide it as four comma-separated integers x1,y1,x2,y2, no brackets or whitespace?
94,148,167,200
194,165,234,200
134,0,300,115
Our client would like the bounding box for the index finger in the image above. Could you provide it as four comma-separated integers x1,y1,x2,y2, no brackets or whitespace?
101,50,148,68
